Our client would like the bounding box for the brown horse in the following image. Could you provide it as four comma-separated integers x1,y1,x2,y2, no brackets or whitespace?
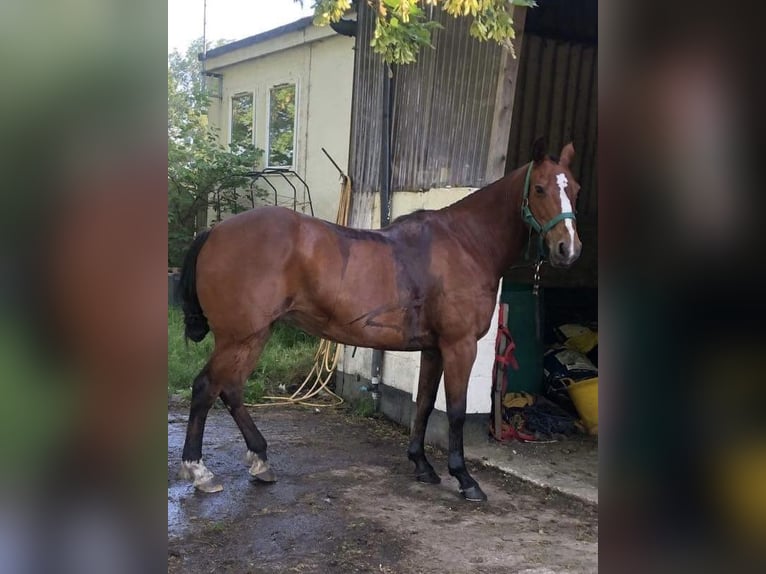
177,139,582,501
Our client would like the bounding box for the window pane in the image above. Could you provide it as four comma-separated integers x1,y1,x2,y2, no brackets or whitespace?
268,83,296,167
230,93,253,147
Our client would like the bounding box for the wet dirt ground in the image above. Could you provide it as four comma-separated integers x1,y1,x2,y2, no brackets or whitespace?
168,405,597,573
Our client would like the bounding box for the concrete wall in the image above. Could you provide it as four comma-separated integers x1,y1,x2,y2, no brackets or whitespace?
337,187,501,426
205,27,354,222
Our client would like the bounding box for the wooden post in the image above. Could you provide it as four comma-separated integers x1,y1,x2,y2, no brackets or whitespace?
493,303,510,440
488,8,526,438
485,6,528,183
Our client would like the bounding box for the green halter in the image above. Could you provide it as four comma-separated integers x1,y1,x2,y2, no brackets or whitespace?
520,161,577,260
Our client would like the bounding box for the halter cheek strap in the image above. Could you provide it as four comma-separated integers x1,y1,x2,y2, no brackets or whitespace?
520,161,577,260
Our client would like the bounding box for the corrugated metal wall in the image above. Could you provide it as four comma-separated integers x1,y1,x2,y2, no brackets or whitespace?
348,1,384,200
349,0,597,229
348,3,504,204
390,10,502,191
503,1,598,287
505,33,598,220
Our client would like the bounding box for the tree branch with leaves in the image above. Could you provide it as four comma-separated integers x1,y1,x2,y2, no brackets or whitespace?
311,0,536,64
168,38,266,266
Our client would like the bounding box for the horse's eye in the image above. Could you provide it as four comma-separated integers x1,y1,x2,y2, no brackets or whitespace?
534,185,545,194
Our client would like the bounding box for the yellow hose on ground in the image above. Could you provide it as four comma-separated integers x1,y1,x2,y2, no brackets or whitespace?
245,174,352,409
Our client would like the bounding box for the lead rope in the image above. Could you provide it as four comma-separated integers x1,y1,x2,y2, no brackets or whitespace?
532,259,543,343
522,162,545,342
493,165,554,434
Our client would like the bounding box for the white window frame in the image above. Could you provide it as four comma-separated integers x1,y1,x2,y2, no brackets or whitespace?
265,80,299,169
228,91,255,147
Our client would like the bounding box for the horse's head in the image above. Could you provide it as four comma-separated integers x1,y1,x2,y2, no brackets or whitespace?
522,138,583,268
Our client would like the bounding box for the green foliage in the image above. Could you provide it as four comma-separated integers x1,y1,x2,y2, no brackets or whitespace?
167,308,318,403
247,322,318,397
371,2,441,65
311,0,536,65
313,0,354,26
167,307,214,397
168,38,266,267
351,396,376,418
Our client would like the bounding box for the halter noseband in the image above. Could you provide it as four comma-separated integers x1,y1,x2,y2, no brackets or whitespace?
520,161,577,260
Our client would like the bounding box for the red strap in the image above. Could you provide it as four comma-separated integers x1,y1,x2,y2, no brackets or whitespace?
495,324,519,371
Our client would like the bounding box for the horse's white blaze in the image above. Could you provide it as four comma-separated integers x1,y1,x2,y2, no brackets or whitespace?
556,173,575,254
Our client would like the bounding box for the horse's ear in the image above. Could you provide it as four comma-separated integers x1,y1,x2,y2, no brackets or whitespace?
560,142,575,169
532,137,547,164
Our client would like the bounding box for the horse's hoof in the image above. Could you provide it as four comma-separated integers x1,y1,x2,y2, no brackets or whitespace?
177,464,193,482
179,460,222,492
250,468,277,483
195,479,224,493
460,485,487,502
416,470,441,484
247,452,277,483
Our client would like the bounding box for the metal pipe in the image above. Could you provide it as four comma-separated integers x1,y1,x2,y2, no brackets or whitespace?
370,64,393,412
322,147,345,177
380,65,392,228
370,350,382,411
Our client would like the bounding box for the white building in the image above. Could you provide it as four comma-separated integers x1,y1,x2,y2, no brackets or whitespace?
202,17,355,222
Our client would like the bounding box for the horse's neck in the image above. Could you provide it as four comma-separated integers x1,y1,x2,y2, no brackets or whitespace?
444,168,527,283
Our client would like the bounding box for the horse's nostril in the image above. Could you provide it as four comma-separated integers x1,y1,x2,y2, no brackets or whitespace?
557,241,567,257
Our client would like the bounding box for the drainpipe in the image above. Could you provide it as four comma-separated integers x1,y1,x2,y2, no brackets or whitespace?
371,63,393,412
370,351,382,411
379,65,392,227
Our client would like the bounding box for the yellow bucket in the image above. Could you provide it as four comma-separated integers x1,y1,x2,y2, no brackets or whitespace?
566,377,598,435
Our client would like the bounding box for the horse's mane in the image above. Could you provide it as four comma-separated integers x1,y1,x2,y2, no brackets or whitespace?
387,156,559,227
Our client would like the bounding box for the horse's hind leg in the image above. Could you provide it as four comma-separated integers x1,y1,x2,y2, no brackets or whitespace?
179,334,271,492
217,332,277,483
220,388,277,483
407,349,443,484
178,365,223,493
441,337,487,502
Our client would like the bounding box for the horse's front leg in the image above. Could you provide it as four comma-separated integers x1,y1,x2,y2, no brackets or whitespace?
441,337,486,502
407,348,443,484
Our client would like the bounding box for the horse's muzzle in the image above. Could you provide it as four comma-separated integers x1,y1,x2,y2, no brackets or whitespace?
549,238,582,268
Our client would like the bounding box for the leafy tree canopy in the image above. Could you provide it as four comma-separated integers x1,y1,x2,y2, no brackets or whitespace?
310,0,536,65
168,38,264,266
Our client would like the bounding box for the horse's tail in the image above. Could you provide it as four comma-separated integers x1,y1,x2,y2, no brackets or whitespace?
179,229,211,343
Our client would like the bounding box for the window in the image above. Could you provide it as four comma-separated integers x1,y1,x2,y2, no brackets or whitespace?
267,83,296,167
230,92,254,147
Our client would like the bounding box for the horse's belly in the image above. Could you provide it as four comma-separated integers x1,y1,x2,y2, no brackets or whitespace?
283,305,435,351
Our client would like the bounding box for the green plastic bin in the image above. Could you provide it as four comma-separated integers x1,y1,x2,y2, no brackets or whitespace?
499,281,543,395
